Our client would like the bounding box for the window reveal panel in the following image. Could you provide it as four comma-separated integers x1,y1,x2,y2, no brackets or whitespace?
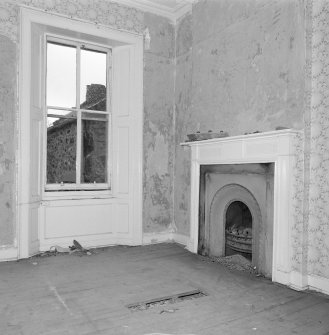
46,116,77,184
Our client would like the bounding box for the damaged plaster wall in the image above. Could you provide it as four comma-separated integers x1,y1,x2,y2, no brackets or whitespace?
0,35,16,247
175,13,193,235
143,13,175,233
307,0,329,280
174,0,306,235
0,0,175,250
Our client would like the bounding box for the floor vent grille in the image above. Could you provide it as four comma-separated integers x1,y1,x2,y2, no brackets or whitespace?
127,289,207,311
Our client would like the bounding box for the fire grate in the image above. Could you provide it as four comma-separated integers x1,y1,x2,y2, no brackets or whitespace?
126,289,207,311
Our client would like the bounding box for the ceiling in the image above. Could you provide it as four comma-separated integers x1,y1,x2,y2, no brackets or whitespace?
113,0,195,22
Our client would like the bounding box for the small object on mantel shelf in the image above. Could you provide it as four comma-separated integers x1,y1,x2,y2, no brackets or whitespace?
275,126,290,130
186,130,229,142
244,130,261,135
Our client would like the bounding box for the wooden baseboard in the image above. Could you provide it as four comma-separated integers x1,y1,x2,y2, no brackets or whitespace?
0,247,18,261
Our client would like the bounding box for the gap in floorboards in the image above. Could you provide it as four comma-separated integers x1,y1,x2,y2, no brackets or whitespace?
126,289,207,312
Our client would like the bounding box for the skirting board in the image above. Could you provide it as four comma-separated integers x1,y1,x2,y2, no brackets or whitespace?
289,271,308,291
142,232,189,247
0,247,18,261
39,235,136,252
308,274,329,296
0,233,189,260
142,232,173,245
275,270,329,296
172,233,189,246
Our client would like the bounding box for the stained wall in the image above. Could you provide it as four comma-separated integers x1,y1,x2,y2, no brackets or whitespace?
0,0,175,250
308,0,329,280
2,0,329,287
174,0,329,286
0,35,16,247
174,13,193,235
174,0,306,235
143,13,175,233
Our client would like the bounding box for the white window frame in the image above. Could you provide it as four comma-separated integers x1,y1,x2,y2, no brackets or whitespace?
18,6,144,259
44,35,112,192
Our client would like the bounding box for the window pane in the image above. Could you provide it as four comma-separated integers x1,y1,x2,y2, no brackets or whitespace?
47,115,77,184
47,42,76,108
80,48,107,111
81,119,107,183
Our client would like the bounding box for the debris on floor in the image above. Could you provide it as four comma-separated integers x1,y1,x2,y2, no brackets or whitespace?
70,240,92,255
53,245,70,253
200,254,259,274
35,246,69,257
35,240,93,258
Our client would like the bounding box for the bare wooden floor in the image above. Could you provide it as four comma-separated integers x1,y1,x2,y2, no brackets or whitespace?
0,243,328,335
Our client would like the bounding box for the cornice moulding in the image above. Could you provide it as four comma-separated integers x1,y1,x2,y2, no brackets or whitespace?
111,0,194,23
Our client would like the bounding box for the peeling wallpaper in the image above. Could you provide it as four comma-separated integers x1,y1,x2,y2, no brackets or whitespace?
191,0,305,135
143,13,175,233
0,0,144,41
0,0,175,247
291,131,306,273
174,0,329,282
174,13,193,235
308,0,329,279
1,0,329,285
175,0,306,236
0,35,16,246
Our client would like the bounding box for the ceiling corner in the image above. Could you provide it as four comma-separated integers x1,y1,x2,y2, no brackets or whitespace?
111,0,195,23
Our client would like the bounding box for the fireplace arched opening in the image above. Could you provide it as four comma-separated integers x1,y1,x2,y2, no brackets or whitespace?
225,201,253,260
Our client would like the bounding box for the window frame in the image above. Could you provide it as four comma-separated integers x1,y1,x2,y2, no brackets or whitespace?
44,34,113,192
19,6,144,258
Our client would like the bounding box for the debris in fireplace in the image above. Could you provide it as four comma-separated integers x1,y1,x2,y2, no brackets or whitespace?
225,224,252,255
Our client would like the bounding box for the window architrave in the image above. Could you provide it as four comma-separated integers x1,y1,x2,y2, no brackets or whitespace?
18,6,144,258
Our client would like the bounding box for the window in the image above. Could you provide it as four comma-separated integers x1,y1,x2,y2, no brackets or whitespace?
20,8,144,258
45,37,111,191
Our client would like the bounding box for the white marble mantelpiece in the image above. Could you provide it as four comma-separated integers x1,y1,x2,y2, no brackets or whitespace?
181,129,305,290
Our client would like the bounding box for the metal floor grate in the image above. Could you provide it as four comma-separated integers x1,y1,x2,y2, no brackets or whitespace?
127,289,207,311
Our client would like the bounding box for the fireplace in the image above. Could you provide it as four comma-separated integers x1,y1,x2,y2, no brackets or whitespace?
198,163,274,276
182,129,302,287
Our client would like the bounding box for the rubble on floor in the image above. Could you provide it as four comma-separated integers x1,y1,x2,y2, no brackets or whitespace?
35,240,93,258
200,254,259,274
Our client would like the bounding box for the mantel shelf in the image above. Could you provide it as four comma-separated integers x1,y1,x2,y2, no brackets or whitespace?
180,129,301,147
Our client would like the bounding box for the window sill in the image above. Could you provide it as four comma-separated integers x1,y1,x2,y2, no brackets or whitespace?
42,189,114,201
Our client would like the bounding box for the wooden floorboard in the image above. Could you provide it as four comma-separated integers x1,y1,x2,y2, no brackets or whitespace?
0,243,328,335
